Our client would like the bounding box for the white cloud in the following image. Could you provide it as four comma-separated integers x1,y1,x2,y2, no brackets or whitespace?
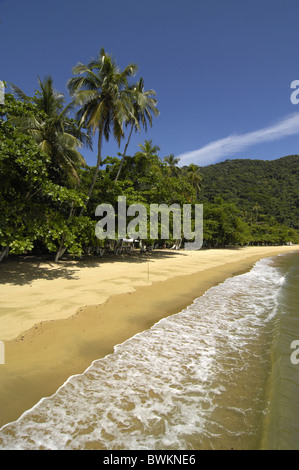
177,113,299,166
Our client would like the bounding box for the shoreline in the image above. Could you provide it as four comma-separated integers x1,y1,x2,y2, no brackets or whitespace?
0,245,298,428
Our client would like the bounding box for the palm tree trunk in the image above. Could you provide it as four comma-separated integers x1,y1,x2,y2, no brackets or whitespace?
80,125,104,216
114,123,134,183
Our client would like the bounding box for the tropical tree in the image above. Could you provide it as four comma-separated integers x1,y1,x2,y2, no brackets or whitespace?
135,139,160,162
186,163,203,198
67,48,138,208
0,93,89,263
9,76,90,186
133,139,161,177
163,154,180,177
114,77,159,182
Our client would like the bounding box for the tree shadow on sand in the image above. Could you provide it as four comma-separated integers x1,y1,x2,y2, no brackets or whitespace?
0,250,189,286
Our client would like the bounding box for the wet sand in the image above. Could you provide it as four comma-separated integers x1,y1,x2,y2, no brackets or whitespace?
0,245,298,428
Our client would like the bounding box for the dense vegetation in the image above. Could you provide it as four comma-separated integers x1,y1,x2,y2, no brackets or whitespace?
199,156,299,245
0,49,298,263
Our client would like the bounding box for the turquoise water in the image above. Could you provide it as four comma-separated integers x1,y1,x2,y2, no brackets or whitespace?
0,251,298,450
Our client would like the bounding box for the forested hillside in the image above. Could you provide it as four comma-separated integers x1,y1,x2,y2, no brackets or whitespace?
199,155,299,234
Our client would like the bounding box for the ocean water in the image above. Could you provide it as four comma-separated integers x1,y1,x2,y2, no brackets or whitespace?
0,251,298,450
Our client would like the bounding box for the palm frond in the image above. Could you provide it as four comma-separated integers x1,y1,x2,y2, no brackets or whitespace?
8,83,30,102
57,131,83,149
72,89,99,106
40,139,53,156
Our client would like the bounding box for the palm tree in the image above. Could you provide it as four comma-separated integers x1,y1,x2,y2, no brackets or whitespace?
10,76,89,185
163,154,180,177
186,163,203,197
114,77,159,182
134,139,161,173
136,139,160,158
67,48,138,207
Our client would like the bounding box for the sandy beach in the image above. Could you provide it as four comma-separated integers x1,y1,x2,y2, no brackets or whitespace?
0,245,298,428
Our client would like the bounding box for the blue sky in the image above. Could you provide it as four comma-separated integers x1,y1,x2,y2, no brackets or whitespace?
1,0,299,167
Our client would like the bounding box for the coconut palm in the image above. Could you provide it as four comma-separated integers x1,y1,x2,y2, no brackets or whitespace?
163,154,180,177
136,139,160,158
114,77,159,182
67,48,138,206
186,163,203,197
134,139,161,173
9,76,89,185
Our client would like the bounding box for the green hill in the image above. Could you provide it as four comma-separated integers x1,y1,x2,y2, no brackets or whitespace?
199,155,299,231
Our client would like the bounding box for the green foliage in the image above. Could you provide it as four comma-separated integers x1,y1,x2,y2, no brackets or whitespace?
197,155,299,247
0,108,47,253
37,211,97,256
8,78,90,186
0,93,92,260
202,201,250,248
199,156,299,230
